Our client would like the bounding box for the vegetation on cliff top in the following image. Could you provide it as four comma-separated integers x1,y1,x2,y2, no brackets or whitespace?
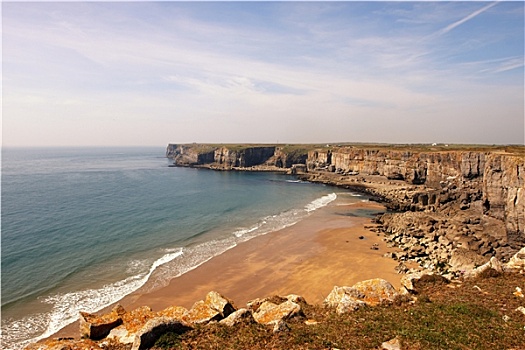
170,143,525,156
140,273,525,350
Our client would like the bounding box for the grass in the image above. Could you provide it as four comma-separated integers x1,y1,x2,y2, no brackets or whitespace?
170,143,525,156
143,273,525,350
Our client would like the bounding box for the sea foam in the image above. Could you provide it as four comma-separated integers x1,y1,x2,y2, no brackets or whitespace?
2,248,183,350
3,193,337,350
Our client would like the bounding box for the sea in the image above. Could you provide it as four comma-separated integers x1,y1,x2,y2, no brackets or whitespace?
0,147,370,349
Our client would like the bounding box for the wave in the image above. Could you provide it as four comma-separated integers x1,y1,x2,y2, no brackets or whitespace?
2,248,183,350
2,193,337,350
231,192,337,239
305,192,337,212
285,179,309,184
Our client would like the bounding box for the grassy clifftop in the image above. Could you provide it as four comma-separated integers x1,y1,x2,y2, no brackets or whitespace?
146,273,525,350
168,143,524,155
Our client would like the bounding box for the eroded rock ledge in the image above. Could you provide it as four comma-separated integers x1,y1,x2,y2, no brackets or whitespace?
167,143,524,272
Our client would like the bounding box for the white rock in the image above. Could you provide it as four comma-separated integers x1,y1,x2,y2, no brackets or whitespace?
505,247,525,271
324,279,399,314
219,308,254,327
466,257,503,278
382,337,402,350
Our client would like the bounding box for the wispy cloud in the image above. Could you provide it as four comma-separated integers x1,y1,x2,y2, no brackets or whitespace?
437,1,498,36
476,57,525,74
2,2,523,146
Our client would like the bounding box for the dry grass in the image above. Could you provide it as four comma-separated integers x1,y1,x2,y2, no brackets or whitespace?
173,143,525,156
141,273,525,350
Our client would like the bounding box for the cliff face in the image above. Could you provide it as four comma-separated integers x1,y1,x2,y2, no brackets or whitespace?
213,146,276,168
308,149,486,188
166,144,215,166
166,144,309,170
166,144,524,247
308,148,523,243
483,154,525,242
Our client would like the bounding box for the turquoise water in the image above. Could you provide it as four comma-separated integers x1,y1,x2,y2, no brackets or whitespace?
1,147,347,349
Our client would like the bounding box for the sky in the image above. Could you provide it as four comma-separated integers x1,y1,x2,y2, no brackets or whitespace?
2,1,524,147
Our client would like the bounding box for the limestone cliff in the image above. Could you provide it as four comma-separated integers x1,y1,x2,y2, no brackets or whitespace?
166,144,310,170
166,144,215,166
166,143,524,259
213,146,276,169
305,147,524,242
307,148,486,187
483,153,525,242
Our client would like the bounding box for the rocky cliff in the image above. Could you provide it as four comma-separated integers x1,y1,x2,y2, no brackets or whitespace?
167,143,524,269
305,147,524,242
166,144,310,171
307,148,487,187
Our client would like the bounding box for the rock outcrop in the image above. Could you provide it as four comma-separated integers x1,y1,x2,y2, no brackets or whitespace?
324,278,399,314
132,317,191,350
505,247,525,271
25,269,524,350
79,304,124,340
182,291,236,324
400,272,450,294
252,300,303,325
26,291,309,349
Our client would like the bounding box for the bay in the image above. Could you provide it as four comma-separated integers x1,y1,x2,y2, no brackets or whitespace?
1,147,342,349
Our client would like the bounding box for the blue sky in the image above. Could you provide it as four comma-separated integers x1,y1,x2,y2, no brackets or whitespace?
2,1,524,147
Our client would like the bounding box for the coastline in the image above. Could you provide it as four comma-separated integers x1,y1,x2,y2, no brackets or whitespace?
52,199,400,339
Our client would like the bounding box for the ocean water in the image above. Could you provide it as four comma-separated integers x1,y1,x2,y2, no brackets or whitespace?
1,147,361,349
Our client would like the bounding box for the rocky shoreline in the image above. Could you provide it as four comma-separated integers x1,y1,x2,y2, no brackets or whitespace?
298,170,519,277
26,249,525,350
167,143,524,275
24,143,524,349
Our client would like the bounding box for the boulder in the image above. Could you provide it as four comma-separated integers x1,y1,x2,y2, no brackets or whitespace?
107,325,135,345
271,319,291,333
350,278,399,306
246,297,267,311
157,305,188,319
505,247,525,271
219,308,254,327
183,300,222,324
204,291,236,317
131,316,192,350
400,272,424,294
324,279,398,314
284,294,306,304
79,304,123,340
117,306,155,341
400,272,450,294
449,248,489,273
108,305,188,345
324,286,367,314
183,291,235,324
252,300,303,325
382,337,402,350
466,257,503,278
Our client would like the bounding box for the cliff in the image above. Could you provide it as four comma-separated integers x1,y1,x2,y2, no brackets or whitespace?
167,143,524,269
166,144,310,171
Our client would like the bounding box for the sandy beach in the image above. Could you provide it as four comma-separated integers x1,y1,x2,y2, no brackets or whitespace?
54,199,401,338
126,200,401,309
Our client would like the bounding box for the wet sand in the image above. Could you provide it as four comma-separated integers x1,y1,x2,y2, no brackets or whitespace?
125,201,401,309
54,200,400,338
